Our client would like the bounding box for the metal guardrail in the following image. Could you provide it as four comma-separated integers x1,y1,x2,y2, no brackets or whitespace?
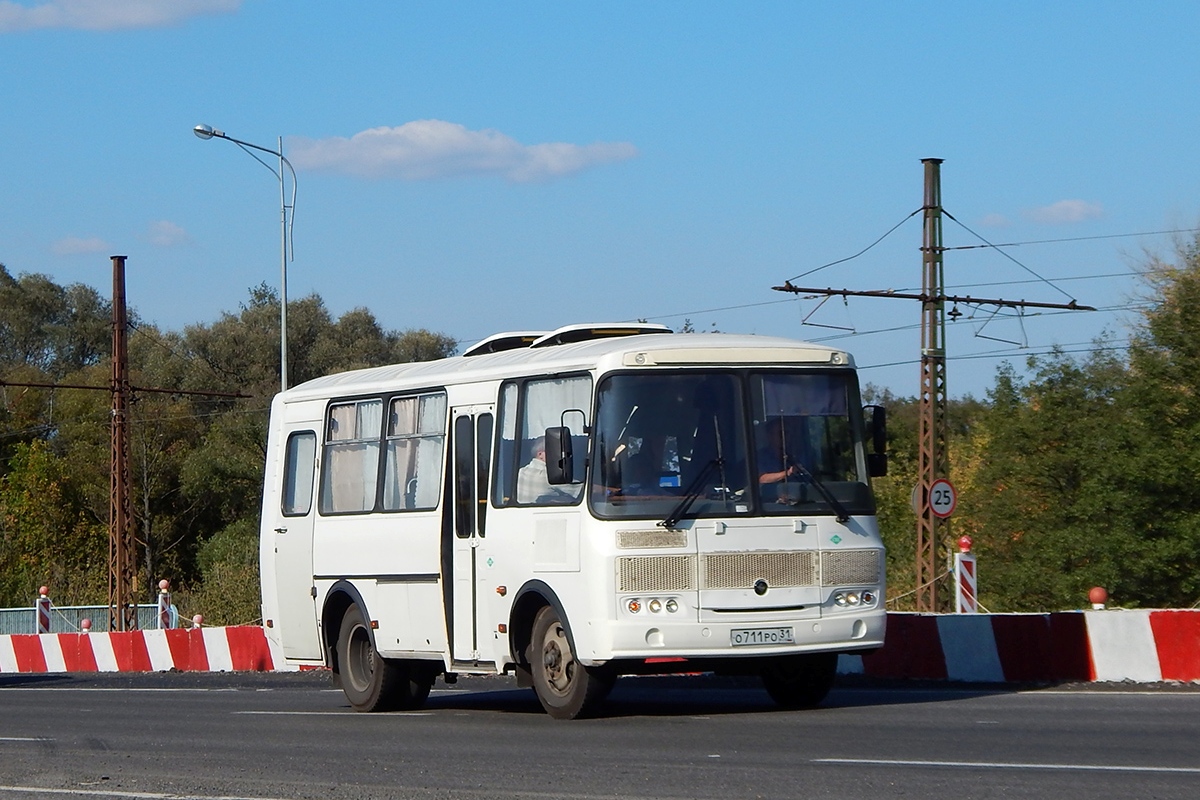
0,604,166,635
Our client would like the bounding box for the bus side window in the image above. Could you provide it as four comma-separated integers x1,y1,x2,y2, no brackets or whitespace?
492,382,519,507
282,431,317,516
320,399,383,514
383,392,447,511
519,376,590,505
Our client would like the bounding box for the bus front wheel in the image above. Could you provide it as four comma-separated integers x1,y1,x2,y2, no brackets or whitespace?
529,605,614,720
760,652,838,710
337,604,433,712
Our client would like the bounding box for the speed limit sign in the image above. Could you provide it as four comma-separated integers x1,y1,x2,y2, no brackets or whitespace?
928,478,957,518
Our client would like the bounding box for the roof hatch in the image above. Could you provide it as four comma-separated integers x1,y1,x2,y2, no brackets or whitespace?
529,323,671,348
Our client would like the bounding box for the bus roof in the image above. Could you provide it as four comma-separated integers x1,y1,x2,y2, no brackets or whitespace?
280,328,854,402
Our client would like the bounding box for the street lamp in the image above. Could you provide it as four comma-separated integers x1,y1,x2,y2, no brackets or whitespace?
193,123,297,392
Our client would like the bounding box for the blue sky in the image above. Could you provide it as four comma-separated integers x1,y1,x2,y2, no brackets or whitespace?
2,1,1197,398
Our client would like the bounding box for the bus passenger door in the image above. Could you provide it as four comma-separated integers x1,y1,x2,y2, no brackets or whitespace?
273,427,322,659
449,406,494,663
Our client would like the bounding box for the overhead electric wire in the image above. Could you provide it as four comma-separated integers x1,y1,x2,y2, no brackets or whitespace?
786,208,923,282
944,227,1200,251
860,341,1134,373
942,209,1077,304
804,299,1150,345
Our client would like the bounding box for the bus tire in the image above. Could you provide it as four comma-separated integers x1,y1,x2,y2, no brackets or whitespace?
760,652,838,710
529,605,613,720
338,604,432,712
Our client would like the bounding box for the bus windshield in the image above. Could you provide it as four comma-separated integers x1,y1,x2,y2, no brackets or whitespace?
590,370,874,521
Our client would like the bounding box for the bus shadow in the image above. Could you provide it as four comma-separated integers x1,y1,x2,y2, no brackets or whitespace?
422,675,1015,718
0,673,75,688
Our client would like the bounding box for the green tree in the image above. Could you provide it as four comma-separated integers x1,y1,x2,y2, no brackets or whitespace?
964,350,1136,610
0,440,106,606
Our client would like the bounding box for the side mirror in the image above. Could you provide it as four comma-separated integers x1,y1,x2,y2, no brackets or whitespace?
864,405,888,477
544,426,573,484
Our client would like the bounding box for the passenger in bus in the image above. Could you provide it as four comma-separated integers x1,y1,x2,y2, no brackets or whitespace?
517,436,578,504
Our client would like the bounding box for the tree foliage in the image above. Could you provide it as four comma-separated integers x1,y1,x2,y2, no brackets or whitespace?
0,266,455,614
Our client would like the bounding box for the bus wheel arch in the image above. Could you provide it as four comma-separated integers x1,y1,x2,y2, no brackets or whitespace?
323,584,435,713
529,605,615,719
321,581,367,676
509,582,614,720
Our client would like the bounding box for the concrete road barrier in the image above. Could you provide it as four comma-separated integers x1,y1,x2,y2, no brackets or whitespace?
0,626,287,673
839,609,1200,683
2,611,1197,684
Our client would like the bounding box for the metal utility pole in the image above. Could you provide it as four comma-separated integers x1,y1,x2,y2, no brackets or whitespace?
2,258,250,631
915,158,947,612
772,158,1094,611
108,255,137,631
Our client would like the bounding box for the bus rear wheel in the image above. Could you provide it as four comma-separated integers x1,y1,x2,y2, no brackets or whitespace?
529,605,614,720
338,604,433,712
760,652,838,710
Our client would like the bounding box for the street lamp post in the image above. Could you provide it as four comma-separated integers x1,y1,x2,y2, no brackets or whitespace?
193,123,297,393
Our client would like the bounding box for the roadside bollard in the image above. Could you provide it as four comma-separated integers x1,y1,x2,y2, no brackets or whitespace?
157,579,172,629
36,586,51,634
80,618,92,634
1089,586,1108,610
954,536,978,614
192,614,204,629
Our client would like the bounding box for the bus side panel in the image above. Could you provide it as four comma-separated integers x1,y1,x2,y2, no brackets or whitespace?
313,512,446,658
375,581,447,657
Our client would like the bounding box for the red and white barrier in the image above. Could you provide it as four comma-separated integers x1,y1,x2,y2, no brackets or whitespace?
3,613,1197,683
838,609,1200,683
0,626,290,674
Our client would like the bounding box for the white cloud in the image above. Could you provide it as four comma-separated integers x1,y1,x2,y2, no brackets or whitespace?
979,212,1010,227
146,220,191,248
52,235,111,255
287,120,638,183
1023,199,1104,225
0,0,239,33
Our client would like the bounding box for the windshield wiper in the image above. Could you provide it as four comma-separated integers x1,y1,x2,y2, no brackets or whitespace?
787,459,850,523
659,458,724,529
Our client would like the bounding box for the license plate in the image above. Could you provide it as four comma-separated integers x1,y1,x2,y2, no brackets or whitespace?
730,627,795,647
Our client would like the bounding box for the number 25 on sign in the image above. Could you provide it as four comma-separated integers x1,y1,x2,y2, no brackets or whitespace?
927,478,957,518
911,478,957,518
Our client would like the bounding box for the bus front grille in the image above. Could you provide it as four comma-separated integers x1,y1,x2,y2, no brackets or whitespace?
701,552,818,589
618,549,881,594
821,549,881,586
618,555,696,592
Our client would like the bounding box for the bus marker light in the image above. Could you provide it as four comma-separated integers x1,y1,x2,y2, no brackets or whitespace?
498,624,507,634
496,585,507,596
370,620,379,629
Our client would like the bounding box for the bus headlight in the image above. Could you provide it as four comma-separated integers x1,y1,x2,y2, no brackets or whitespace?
833,590,877,608
648,599,663,613
665,598,679,613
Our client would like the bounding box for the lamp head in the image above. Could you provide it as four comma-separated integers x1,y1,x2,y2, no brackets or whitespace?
193,124,218,140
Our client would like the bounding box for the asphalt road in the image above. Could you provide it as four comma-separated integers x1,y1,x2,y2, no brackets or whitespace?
0,672,1197,800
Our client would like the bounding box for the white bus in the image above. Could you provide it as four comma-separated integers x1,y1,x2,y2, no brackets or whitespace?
260,324,888,719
